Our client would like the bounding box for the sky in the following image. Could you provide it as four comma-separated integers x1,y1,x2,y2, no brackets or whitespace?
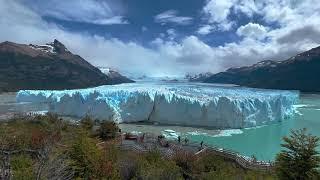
1,0,320,77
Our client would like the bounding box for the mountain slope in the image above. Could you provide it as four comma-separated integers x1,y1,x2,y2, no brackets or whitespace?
0,40,133,91
98,66,134,84
204,46,320,92
185,72,213,82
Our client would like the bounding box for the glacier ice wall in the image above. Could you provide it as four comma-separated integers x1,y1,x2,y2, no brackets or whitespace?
16,83,299,128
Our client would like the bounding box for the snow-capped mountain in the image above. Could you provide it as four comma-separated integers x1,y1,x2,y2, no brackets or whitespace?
185,72,213,82
0,39,133,92
204,46,320,92
127,74,183,82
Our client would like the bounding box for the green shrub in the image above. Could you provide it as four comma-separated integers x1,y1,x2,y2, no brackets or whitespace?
69,130,120,179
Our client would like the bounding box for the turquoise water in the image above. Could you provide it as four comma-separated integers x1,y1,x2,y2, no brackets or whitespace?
188,94,320,161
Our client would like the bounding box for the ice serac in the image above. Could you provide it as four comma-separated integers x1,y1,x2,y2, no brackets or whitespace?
16,83,299,129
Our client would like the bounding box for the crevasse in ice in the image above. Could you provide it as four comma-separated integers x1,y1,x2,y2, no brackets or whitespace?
16,82,299,129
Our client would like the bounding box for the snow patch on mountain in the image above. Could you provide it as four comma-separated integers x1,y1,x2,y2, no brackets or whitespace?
98,67,112,75
28,40,70,54
29,44,55,54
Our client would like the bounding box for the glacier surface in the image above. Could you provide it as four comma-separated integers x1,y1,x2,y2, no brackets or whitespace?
16,82,299,129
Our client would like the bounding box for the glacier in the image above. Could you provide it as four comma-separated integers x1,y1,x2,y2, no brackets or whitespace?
16,82,299,129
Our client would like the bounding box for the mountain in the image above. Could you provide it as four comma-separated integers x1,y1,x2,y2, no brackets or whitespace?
185,72,213,82
204,46,320,92
126,74,183,82
0,40,133,92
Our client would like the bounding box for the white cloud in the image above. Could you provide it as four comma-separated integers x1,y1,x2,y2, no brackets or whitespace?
233,0,258,17
197,25,215,35
91,16,128,25
197,0,320,64
202,0,236,31
21,0,128,25
166,29,176,40
151,36,222,73
231,0,320,29
236,23,269,40
154,10,193,25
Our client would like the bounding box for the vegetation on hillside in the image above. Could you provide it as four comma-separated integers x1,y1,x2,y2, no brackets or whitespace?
0,114,318,179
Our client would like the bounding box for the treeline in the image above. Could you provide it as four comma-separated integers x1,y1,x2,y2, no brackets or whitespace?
0,114,319,179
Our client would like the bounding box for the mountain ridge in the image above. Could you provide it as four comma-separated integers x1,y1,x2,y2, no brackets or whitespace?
203,46,320,92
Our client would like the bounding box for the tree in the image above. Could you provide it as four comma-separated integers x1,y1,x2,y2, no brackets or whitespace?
275,128,320,180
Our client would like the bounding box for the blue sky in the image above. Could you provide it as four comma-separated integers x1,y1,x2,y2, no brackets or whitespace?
1,0,320,77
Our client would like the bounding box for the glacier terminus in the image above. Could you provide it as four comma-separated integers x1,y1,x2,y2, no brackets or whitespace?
16,82,299,129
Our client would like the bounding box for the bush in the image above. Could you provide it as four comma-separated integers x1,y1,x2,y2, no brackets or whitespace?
69,131,102,178
98,121,119,141
69,130,120,179
118,152,140,179
190,152,274,179
30,129,48,149
135,150,183,180
80,115,94,130
193,152,241,179
172,150,197,178
275,128,320,180
11,154,35,179
97,144,120,179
